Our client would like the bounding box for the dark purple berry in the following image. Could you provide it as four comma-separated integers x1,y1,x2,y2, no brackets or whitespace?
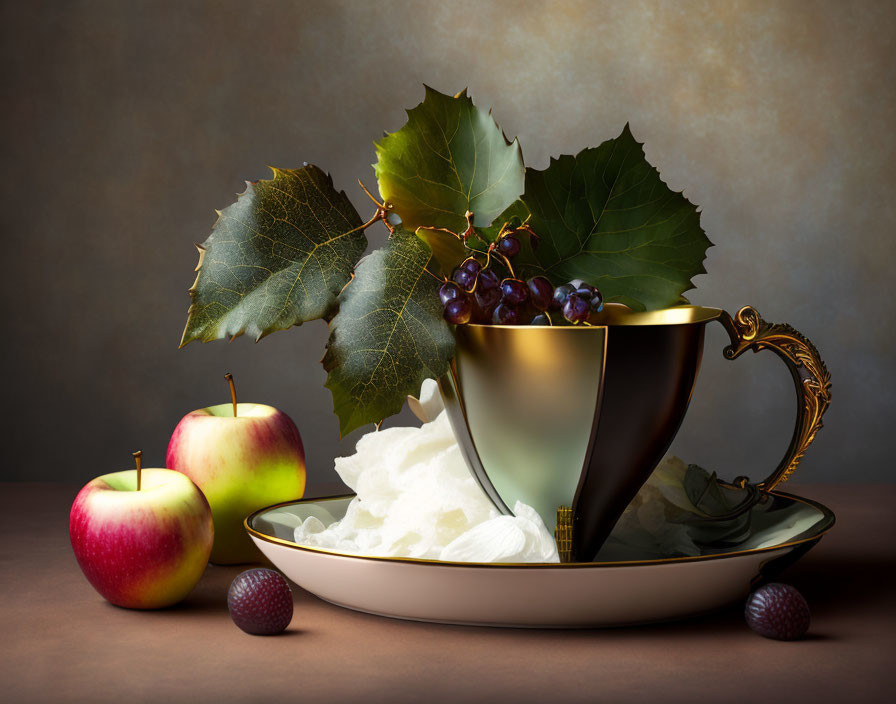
562,294,591,323
497,235,521,258
439,282,462,306
472,287,500,323
527,276,553,311
500,278,528,305
589,289,604,312
745,583,810,641
575,284,596,299
461,257,481,275
452,267,476,292
228,568,293,636
530,313,550,325
492,303,519,325
475,285,501,308
477,268,499,291
444,297,472,324
551,283,576,311
472,302,496,324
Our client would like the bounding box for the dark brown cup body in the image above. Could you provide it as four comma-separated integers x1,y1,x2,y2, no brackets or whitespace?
572,320,707,561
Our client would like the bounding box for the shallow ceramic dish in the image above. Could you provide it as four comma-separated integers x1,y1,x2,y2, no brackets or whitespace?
245,492,834,628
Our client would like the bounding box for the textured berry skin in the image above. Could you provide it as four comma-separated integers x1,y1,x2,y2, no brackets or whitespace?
228,569,293,635
745,583,810,640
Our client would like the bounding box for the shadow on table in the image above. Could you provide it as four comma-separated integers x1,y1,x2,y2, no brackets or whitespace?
785,552,896,609
171,563,268,614
162,530,896,638
294,546,894,639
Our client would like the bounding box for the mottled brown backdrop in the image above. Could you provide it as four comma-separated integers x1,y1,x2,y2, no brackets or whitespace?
2,0,894,485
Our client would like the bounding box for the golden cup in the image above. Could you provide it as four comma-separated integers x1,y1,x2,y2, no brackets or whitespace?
440,304,831,562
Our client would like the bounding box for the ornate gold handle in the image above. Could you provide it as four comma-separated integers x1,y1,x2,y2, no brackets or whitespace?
719,306,832,492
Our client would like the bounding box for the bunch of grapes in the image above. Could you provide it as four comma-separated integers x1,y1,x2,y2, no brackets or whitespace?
438,227,603,326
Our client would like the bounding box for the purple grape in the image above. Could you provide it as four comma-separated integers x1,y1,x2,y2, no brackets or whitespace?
439,282,462,306
228,568,293,635
530,313,550,325
472,287,500,323
497,235,521,258
745,583,810,641
500,278,528,305
575,284,596,299
527,276,553,311
551,283,576,311
589,289,604,312
472,300,496,324
562,294,591,323
452,267,476,292
477,268,500,291
461,257,481,275
492,303,519,325
474,285,501,309
444,297,472,324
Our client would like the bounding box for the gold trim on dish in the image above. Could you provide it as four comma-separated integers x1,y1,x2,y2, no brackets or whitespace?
244,491,835,569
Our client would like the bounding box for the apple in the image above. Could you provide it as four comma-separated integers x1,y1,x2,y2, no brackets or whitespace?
70,452,214,609
166,374,306,564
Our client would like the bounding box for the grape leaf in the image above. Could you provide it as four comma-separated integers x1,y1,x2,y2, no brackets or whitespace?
513,125,711,311
477,200,529,243
415,227,466,276
180,165,366,345
374,86,525,233
323,230,455,436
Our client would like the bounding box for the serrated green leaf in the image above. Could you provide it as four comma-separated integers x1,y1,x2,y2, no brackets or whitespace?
181,165,366,345
517,125,711,311
477,200,530,243
323,230,455,436
374,86,525,233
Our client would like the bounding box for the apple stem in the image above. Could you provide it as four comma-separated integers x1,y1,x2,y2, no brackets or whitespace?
225,372,237,417
133,450,142,491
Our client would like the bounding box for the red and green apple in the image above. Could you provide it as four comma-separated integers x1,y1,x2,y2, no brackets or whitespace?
166,375,306,564
69,453,214,609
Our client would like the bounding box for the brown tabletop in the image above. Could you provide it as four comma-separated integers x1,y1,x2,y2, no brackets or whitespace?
2,483,893,703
